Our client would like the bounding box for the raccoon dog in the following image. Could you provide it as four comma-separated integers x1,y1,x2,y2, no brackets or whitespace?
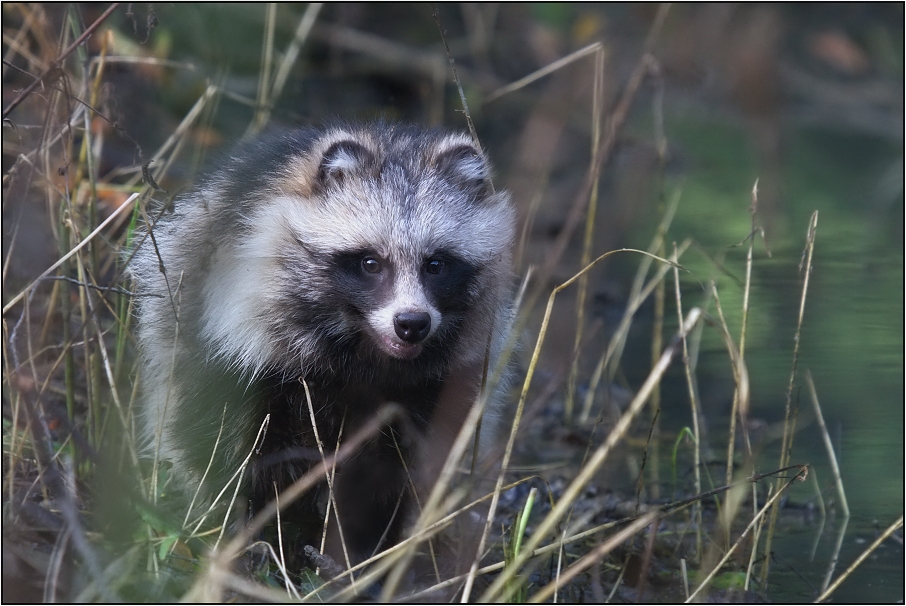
130,123,515,564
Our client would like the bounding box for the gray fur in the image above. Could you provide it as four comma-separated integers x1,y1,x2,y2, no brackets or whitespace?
129,123,515,562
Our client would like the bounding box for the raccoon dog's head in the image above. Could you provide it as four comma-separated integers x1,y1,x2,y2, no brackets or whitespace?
202,125,514,381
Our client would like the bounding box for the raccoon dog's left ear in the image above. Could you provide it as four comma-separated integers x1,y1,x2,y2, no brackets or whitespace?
433,142,491,198
317,139,376,189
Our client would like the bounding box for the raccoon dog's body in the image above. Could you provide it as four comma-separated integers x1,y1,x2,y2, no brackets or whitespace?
130,123,515,563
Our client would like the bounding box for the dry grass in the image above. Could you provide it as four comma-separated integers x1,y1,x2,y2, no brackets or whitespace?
3,3,895,603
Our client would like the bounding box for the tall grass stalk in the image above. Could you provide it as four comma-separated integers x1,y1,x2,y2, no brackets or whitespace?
726,181,761,485
565,44,604,424
480,305,703,602
672,243,704,559
815,514,904,602
580,235,690,422
761,210,818,582
688,465,809,602
805,370,849,518
473,249,678,602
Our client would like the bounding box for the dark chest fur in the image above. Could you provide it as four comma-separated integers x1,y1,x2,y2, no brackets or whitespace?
170,357,447,562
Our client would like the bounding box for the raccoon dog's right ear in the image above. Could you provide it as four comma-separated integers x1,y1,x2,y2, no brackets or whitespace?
433,142,492,199
316,140,376,189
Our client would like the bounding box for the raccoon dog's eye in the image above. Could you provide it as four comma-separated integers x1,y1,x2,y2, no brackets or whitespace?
362,257,382,274
425,258,444,275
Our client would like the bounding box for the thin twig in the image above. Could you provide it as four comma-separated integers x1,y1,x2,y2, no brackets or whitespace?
535,4,670,289
3,3,120,118
2,192,139,315
432,6,481,154
486,42,603,103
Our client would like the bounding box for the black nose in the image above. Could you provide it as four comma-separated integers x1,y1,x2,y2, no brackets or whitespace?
394,312,431,343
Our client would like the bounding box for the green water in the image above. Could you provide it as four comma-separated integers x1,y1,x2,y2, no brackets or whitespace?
645,116,903,602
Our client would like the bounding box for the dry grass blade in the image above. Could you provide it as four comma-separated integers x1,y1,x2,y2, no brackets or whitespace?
533,56,655,294
224,405,401,557
2,3,120,119
578,190,682,423
380,350,507,598
462,248,679,601
814,514,904,603
2,6,43,76
480,306,703,602
762,210,819,580
349,490,470,602
183,406,227,527
304,478,532,601
506,5,671,320
2,192,139,315
581,238,691,422
136,84,220,187
433,7,481,155
816,515,849,596
312,505,456,601
805,370,849,518
270,3,322,103
686,465,810,602
272,492,303,600
302,378,352,572
529,511,660,603
672,243,703,558
485,42,603,103
709,282,752,455
727,179,761,484
402,507,612,602
212,415,273,549
565,44,606,422
249,2,277,135
184,405,402,601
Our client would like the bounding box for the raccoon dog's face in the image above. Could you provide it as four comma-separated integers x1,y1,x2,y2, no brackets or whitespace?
211,126,514,381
